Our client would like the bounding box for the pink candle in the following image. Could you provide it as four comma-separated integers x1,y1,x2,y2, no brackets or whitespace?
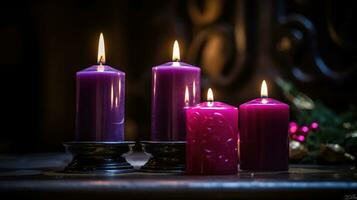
239,80,289,171
186,89,238,175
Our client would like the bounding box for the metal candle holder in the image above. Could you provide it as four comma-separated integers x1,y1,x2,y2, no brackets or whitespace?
140,141,185,173
63,141,135,174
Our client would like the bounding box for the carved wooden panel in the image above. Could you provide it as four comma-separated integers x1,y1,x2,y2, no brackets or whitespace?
272,0,357,108
186,0,259,105
187,0,357,109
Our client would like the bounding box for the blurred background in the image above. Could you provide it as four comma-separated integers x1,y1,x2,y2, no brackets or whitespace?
0,0,356,153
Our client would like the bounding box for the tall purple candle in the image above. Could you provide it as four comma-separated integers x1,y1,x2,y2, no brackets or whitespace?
151,41,200,141
75,33,125,141
239,80,289,171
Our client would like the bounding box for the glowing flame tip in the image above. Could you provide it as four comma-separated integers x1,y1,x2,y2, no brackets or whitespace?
207,88,214,102
172,40,180,62
261,80,268,98
97,33,106,65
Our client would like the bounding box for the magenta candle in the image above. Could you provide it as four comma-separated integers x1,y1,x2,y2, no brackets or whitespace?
151,41,200,141
75,33,125,141
239,80,289,171
186,89,238,175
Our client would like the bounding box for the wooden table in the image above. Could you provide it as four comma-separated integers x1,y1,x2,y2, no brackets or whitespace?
0,153,356,199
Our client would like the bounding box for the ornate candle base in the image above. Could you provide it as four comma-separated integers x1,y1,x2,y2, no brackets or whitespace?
140,141,185,173
63,141,135,174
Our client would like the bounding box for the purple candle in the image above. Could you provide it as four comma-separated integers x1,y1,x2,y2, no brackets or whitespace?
239,80,289,171
75,33,125,141
186,89,238,175
151,40,200,141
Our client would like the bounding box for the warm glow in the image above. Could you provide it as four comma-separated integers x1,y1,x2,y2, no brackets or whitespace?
97,33,106,65
172,40,180,62
207,88,214,102
185,86,189,105
261,80,268,98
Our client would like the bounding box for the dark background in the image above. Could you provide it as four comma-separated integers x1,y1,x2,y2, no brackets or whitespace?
0,0,356,153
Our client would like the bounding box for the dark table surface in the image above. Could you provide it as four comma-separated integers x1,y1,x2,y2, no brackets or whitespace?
0,152,356,200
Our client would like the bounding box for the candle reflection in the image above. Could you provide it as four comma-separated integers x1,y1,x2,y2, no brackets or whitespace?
193,81,196,103
185,86,189,106
117,78,121,109
111,83,114,109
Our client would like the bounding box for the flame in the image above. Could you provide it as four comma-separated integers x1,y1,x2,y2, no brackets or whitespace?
97,33,106,65
261,80,268,98
172,40,180,62
207,88,214,102
185,86,189,105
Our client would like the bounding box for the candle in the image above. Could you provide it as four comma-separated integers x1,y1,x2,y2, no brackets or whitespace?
186,89,238,175
239,80,289,171
75,33,125,141
151,40,200,141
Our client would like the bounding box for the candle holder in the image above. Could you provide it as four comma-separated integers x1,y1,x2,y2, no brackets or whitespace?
140,141,185,172
63,141,135,174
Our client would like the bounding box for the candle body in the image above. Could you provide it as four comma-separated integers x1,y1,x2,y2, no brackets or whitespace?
76,65,125,141
152,62,200,141
186,102,238,175
239,98,289,171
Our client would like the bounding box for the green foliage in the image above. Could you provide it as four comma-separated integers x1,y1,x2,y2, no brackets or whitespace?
276,77,357,163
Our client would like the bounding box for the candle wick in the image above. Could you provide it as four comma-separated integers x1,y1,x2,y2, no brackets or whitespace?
208,100,213,106
98,56,105,65
261,98,268,104
172,61,180,67
97,61,105,72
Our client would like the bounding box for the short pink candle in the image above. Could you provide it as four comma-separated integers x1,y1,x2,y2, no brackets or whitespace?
186,89,238,175
239,80,289,171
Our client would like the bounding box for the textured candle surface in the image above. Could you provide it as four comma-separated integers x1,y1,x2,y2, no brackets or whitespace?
186,102,238,175
76,65,125,141
239,98,289,171
152,62,200,141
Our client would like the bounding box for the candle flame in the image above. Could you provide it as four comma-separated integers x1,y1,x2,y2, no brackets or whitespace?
172,40,180,62
185,86,189,105
261,80,268,98
97,33,106,65
207,88,214,103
